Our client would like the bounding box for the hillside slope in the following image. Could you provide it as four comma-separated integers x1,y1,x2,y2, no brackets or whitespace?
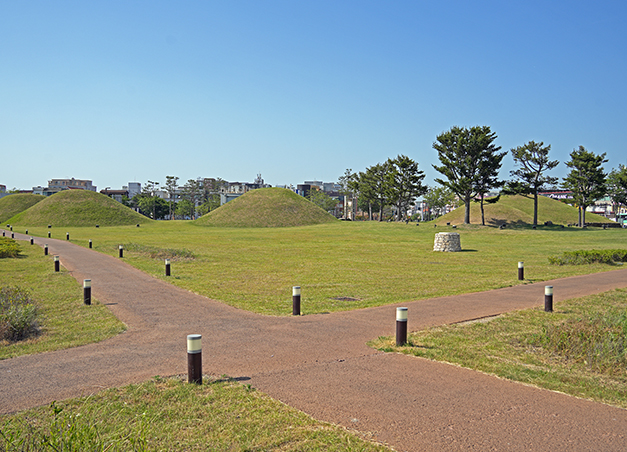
434,195,612,226
0,194,45,223
194,187,338,228
6,189,151,227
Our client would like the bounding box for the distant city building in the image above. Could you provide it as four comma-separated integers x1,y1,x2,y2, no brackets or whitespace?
36,178,97,196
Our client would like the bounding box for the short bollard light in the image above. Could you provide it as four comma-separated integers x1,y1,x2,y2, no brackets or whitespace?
83,279,92,305
30,237,34,245
89,239,92,249
54,255,60,272
165,258,171,276
44,244,48,255
25,229,28,235
396,307,408,346
11,232,14,238
48,231,51,238
292,286,301,316
66,232,70,241
187,334,202,384
118,245,124,258
518,261,524,281
545,286,554,312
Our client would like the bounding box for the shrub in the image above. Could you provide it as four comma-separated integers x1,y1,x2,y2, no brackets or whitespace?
548,249,627,265
0,237,21,258
0,286,42,341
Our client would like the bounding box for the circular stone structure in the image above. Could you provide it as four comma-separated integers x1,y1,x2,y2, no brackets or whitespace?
433,232,461,252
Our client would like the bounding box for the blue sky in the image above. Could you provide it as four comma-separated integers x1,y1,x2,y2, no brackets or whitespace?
2,1,626,191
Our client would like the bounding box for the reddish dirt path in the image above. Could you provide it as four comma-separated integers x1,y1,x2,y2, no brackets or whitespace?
2,233,627,451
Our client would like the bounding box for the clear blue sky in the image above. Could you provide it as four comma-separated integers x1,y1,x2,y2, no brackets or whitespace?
2,1,626,191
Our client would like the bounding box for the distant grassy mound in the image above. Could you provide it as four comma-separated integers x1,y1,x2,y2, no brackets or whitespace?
195,187,338,228
6,190,151,227
0,194,45,223
434,194,612,226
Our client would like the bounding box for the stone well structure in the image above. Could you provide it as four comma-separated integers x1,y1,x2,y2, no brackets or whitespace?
433,232,461,252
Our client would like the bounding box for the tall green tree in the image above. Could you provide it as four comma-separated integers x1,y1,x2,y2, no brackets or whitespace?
474,149,506,226
338,169,358,220
165,175,179,220
360,162,392,221
508,141,559,227
387,155,426,221
423,186,455,220
606,164,627,217
182,179,202,219
307,189,338,213
432,126,502,224
562,146,607,227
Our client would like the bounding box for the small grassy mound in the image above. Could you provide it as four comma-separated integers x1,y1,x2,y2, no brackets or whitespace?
434,194,612,226
6,190,151,227
194,188,338,228
0,194,45,223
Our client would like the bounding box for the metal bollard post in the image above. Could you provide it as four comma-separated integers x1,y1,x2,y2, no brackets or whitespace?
66,232,70,241
89,239,92,249
396,307,408,346
30,237,34,245
83,279,91,305
25,229,28,235
518,261,524,281
48,231,51,238
119,245,123,258
54,255,60,272
545,286,553,312
44,244,48,256
187,334,202,384
11,232,14,238
292,286,301,316
165,258,171,276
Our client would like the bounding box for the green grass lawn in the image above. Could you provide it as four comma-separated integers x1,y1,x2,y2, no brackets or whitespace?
0,242,125,359
370,288,627,409
19,220,627,315
0,376,391,451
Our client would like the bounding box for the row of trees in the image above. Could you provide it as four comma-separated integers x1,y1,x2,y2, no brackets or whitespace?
127,177,227,220
343,125,627,227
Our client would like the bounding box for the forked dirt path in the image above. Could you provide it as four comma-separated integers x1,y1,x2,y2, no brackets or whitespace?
2,233,627,451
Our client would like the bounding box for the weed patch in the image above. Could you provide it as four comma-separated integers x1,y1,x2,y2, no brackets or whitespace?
0,287,41,341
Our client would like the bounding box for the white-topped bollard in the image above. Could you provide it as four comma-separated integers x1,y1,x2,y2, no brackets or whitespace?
545,286,553,312
187,334,202,384
165,258,171,276
54,255,60,272
292,286,301,316
83,279,91,305
396,307,408,346
118,245,124,258
518,261,524,281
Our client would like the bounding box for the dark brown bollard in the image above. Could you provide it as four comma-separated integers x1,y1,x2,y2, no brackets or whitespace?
518,261,524,281
119,245,123,258
48,231,51,238
30,237,34,245
83,279,91,305
89,239,92,249
66,232,69,241
44,244,48,255
165,258,171,276
54,255,60,272
187,334,202,384
545,286,553,312
396,307,408,346
292,286,301,316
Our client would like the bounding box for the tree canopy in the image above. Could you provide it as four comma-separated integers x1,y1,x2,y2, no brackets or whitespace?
432,126,504,224
562,146,607,227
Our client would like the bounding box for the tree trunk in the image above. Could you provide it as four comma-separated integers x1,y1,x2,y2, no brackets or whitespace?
578,206,582,227
533,192,539,227
464,198,471,224
582,205,586,227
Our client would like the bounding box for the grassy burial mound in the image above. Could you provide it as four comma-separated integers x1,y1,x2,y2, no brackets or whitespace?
434,194,613,227
195,187,338,228
6,189,151,227
0,194,45,223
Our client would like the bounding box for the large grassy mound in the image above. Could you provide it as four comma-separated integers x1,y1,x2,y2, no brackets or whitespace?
194,187,338,228
435,194,613,226
0,194,45,223
6,190,151,227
